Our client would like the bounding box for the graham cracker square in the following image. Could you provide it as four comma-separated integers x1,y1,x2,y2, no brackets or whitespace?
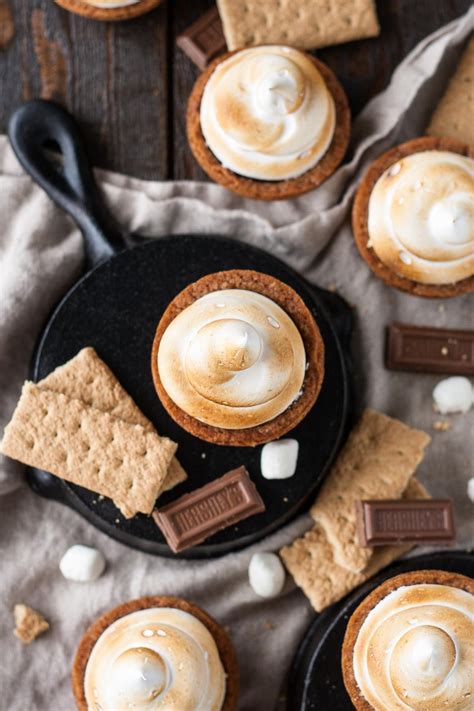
217,0,379,51
427,36,474,145
38,347,187,492
1,383,176,518
310,410,430,573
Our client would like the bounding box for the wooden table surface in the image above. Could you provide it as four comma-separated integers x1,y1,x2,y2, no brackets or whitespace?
0,0,470,181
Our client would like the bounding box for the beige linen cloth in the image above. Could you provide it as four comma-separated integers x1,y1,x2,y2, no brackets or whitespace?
1,10,473,710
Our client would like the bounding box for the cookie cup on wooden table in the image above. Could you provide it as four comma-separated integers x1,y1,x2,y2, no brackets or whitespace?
72,595,239,710
187,45,350,200
54,0,163,21
341,569,474,711
151,269,325,446
352,136,474,298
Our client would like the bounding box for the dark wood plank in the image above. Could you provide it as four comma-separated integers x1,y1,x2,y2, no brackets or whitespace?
0,0,169,180
169,0,214,181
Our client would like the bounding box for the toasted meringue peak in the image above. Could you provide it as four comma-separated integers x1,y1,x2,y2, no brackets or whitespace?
84,608,226,711
157,289,306,429
200,46,336,181
353,584,474,710
367,150,474,285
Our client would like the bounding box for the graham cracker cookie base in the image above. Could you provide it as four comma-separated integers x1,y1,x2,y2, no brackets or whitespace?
187,51,350,200
54,0,163,21
151,270,325,446
280,477,429,612
341,570,474,710
217,0,379,51
352,136,474,298
71,595,239,711
427,36,474,145
39,347,187,493
1,382,176,518
310,409,430,573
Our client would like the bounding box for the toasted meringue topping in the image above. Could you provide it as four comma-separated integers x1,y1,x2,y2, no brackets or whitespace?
157,289,306,429
82,0,140,7
353,584,474,710
84,608,226,711
367,150,474,285
200,46,336,181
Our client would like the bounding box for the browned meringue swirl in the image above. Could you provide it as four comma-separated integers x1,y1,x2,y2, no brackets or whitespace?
157,289,306,429
84,608,226,710
353,584,474,710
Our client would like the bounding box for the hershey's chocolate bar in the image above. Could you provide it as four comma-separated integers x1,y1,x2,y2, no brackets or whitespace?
386,323,474,375
356,499,455,547
176,7,226,70
153,466,265,552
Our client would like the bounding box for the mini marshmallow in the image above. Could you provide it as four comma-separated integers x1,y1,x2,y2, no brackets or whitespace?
261,439,299,480
467,478,474,504
432,377,473,414
248,552,285,598
59,545,106,582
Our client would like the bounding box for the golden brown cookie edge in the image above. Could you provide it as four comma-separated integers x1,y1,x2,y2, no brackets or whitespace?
151,269,325,446
352,136,474,298
187,49,351,200
341,569,474,710
71,595,239,711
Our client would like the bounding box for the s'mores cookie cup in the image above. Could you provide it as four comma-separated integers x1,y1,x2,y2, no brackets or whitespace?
72,596,239,711
151,270,325,446
352,136,474,298
187,45,350,200
54,0,163,21
341,570,474,711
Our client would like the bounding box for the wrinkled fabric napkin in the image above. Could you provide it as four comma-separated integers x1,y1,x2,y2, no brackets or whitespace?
1,10,473,710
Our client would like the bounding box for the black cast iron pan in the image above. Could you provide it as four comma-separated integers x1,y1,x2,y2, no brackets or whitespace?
8,99,353,558
287,549,474,710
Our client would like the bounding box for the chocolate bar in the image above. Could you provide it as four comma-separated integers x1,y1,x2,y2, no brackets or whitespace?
386,323,474,375
176,7,227,70
153,466,265,552
356,499,455,547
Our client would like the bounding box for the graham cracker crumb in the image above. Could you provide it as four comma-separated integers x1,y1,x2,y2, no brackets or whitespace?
14,604,49,644
432,420,452,432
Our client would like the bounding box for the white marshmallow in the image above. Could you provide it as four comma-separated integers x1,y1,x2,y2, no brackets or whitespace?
467,478,474,503
248,552,285,598
432,377,473,414
59,545,106,582
261,439,299,480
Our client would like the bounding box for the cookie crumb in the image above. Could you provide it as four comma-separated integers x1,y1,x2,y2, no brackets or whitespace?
13,604,49,644
432,420,452,432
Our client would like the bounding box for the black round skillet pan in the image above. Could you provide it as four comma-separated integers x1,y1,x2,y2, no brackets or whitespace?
8,99,353,558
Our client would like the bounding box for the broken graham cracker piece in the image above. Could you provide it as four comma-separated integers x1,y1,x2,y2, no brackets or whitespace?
216,0,379,51
13,604,49,644
427,36,474,145
280,477,429,612
38,347,186,493
310,410,430,574
1,383,176,518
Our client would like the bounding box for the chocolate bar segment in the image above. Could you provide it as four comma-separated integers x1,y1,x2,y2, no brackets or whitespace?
153,466,265,552
176,7,227,70
386,323,474,375
356,499,455,547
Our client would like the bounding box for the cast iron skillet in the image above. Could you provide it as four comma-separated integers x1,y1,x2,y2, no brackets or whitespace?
8,99,353,558
287,549,474,710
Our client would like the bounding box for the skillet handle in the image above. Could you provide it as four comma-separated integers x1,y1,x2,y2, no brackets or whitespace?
8,99,126,268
